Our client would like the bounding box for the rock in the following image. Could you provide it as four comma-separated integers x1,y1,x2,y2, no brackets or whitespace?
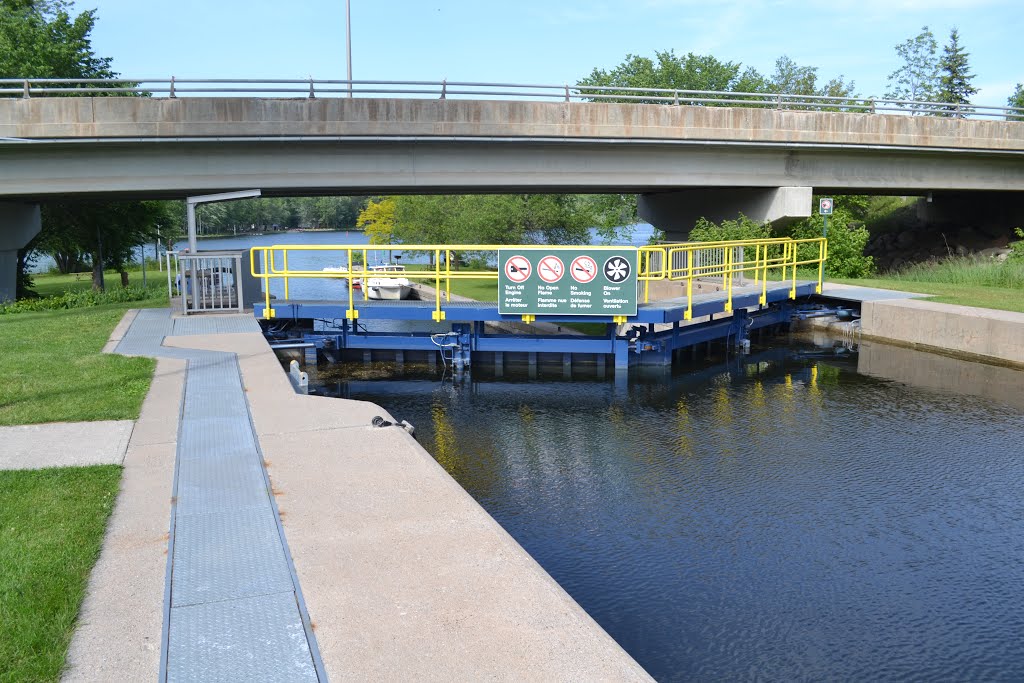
978,247,1012,260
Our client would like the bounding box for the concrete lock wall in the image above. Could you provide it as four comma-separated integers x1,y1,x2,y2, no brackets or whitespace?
860,299,1024,368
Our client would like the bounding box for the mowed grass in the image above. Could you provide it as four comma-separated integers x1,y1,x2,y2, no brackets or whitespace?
833,258,1024,314
0,465,122,682
0,304,157,426
31,268,162,298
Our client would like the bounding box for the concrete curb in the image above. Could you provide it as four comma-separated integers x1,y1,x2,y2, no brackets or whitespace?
101,307,139,354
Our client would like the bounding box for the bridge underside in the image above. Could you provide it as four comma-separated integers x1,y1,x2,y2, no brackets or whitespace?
3,139,1023,201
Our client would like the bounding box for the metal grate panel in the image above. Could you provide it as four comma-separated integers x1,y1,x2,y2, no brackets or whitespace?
170,507,295,608
166,592,317,683
173,315,262,336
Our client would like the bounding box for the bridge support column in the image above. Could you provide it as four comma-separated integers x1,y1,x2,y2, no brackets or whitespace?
638,187,812,239
0,202,42,302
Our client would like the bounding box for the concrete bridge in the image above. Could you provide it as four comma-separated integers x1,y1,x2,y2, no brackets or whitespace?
2,95,1024,299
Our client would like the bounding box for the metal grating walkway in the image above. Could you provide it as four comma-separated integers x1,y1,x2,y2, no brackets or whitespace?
116,309,323,682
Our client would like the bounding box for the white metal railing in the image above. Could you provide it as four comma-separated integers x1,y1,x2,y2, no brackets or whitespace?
1,77,1021,120
166,251,244,314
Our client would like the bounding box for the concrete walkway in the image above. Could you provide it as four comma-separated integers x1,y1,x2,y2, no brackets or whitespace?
67,308,651,682
0,420,133,470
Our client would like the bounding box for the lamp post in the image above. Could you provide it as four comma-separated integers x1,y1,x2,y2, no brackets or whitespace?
345,0,353,98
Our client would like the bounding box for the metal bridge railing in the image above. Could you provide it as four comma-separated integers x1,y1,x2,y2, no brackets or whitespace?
1,77,1021,120
249,237,827,323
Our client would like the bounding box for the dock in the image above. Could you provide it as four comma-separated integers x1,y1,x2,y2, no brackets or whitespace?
245,237,827,370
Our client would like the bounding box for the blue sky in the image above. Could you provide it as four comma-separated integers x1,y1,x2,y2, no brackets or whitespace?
83,0,1022,105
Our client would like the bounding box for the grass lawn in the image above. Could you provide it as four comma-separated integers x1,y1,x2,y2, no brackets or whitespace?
0,465,122,682
831,278,1024,313
31,268,164,299
0,303,159,426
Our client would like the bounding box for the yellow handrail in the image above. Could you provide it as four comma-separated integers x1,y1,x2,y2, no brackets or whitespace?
249,237,827,321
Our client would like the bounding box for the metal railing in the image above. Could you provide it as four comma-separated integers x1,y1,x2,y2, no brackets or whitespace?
167,251,245,314
249,237,827,323
1,77,1021,120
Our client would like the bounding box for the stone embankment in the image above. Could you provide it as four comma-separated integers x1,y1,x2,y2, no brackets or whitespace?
865,222,1016,272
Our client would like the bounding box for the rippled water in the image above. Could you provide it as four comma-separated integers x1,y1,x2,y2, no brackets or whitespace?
307,340,1024,681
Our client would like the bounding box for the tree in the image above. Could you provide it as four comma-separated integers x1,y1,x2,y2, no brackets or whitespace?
39,201,168,291
1008,84,1024,121
767,56,858,110
0,0,114,80
577,49,769,104
365,194,605,268
935,28,978,117
357,198,397,245
885,27,939,112
3,0,120,296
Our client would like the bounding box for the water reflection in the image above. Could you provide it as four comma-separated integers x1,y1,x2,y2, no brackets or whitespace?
306,341,1024,681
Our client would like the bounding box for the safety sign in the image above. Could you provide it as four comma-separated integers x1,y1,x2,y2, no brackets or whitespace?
537,255,564,283
498,248,638,317
504,255,531,282
570,255,598,284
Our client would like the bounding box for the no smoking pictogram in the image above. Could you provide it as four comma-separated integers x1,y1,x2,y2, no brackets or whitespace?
570,255,597,283
819,198,834,215
538,255,564,283
604,256,631,283
505,255,531,282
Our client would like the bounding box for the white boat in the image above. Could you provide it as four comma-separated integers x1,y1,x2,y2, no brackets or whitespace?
321,264,362,289
364,264,412,300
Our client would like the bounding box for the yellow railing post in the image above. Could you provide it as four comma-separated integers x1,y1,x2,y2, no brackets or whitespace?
643,250,650,303
346,247,358,320
760,243,769,305
685,249,693,320
789,241,798,299
262,248,273,318
723,246,733,312
433,248,445,322
282,249,290,300
816,239,825,294
445,249,452,303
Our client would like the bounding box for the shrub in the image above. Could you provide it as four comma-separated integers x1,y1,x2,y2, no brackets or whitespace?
787,211,874,278
689,214,772,242
0,285,165,315
1009,228,1024,264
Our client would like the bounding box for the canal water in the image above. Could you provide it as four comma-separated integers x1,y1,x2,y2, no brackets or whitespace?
303,337,1024,682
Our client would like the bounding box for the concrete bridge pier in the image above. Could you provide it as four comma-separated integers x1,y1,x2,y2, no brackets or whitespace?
639,186,813,238
0,202,41,302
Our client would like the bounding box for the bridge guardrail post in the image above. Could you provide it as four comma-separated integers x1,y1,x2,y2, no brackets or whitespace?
22,80,29,99
169,76,176,99
440,79,446,100
308,78,316,99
